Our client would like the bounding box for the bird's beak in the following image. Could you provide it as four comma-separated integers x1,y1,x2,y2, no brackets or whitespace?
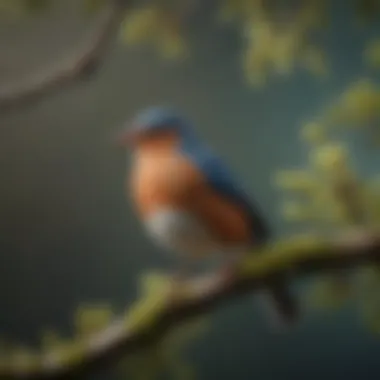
115,129,139,147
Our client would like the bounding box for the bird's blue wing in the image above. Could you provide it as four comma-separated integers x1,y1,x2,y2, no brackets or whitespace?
180,143,271,245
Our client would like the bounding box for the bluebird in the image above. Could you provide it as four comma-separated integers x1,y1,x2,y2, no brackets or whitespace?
118,106,298,327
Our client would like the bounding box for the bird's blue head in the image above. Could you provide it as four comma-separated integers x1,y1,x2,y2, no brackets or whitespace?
117,106,196,149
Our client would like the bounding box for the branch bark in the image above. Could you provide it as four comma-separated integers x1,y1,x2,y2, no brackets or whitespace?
1,229,380,380
0,0,128,112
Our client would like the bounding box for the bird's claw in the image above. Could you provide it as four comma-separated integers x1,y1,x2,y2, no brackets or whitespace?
219,265,239,288
167,273,189,305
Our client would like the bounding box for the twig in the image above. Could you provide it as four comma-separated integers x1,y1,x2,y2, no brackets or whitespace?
0,0,128,112
0,229,380,380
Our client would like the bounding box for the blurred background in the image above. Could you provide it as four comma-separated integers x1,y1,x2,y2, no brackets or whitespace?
0,0,380,379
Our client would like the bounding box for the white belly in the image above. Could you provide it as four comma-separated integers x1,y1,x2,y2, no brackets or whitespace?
144,208,220,258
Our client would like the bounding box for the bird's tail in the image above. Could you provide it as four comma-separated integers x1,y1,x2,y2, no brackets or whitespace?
260,275,299,329
246,204,298,328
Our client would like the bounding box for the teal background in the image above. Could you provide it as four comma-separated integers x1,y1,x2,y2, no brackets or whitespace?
0,1,380,378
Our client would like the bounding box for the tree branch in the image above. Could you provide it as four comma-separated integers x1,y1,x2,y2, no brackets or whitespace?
1,229,380,380
0,0,128,112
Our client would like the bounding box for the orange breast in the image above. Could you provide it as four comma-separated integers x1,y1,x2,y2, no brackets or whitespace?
129,151,252,246
129,152,200,216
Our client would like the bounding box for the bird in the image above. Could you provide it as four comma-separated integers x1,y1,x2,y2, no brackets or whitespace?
117,106,299,327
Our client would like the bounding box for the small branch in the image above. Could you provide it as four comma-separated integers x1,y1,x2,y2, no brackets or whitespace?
0,0,128,111
1,229,380,380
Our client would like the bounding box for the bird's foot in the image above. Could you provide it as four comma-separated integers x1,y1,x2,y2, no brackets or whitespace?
168,272,190,305
218,263,240,288
218,251,246,288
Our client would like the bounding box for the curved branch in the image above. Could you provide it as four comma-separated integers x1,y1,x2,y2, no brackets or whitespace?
0,0,128,112
1,229,380,380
